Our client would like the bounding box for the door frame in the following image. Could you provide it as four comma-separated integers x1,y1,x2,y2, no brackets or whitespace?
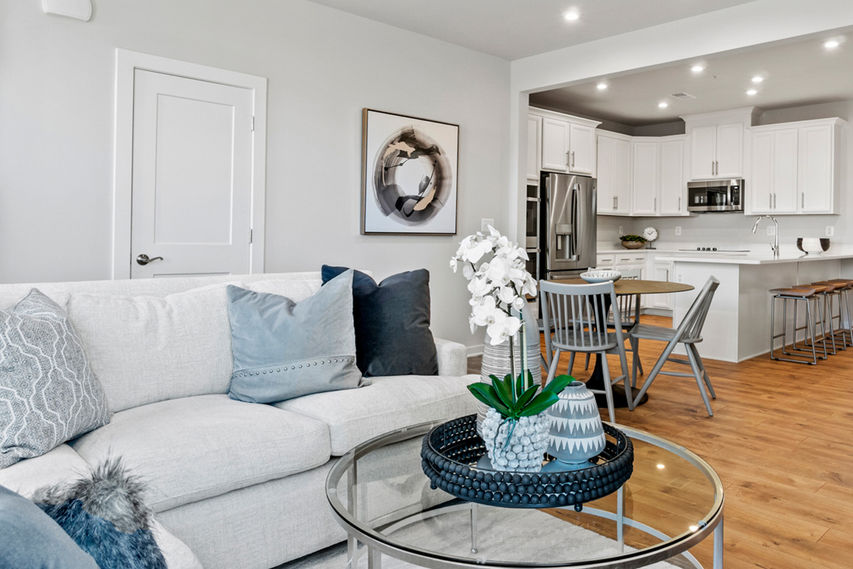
113,48,267,279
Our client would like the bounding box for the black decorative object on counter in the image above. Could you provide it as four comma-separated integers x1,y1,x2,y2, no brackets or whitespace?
421,414,633,511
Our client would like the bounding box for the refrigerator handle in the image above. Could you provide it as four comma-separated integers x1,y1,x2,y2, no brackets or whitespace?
570,185,579,260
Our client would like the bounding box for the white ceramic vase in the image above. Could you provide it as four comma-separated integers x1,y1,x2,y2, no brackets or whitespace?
481,408,549,472
546,381,606,470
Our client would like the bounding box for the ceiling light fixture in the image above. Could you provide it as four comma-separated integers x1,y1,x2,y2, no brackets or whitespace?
563,9,580,22
824,39,841,50
658,101,669,109
746,88,758,96
596,81,608,91
690,64,705,74
751,75,764,84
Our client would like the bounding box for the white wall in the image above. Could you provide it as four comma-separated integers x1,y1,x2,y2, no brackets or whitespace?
0,0,510,346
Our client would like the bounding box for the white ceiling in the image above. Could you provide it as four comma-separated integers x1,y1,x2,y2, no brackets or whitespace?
530,28,853,126
306,0,755,60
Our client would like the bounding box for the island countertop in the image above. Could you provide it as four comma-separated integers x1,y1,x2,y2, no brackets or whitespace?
654,247,853,265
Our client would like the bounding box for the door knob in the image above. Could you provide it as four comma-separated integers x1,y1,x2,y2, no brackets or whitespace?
136,254,164,266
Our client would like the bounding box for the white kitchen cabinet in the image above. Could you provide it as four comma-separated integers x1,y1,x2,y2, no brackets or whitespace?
658,137,686,215
526,114,542,181
596,132,631,215
541,117,569,172
749,128,798,214
798,123,836,213
688,122,743,179
532,107,600,175
569,122,596,175
748,118,843,215
648,261,674,311
631,141,658,215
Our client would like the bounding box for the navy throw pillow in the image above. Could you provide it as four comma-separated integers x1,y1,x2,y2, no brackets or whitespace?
0,485,98,569
33,458,167,569
321,265,438,377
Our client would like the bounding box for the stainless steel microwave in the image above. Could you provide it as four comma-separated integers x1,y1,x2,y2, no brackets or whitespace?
687,179,744,212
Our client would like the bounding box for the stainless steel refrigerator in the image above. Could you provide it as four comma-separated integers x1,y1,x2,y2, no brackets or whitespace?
540,173,597,279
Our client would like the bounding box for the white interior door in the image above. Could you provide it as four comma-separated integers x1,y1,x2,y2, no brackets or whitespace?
130,69,254,278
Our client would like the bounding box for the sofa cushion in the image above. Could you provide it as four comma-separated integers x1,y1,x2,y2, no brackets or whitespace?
226,271,362,404
0,444,92,498
276,374,479,455
67,284,236,412
322,266,438,377
0,289,110,468
70,395,331,512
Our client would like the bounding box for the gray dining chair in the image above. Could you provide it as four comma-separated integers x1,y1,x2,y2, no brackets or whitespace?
629,276,720,417
540,280,632,422
583,274,644,379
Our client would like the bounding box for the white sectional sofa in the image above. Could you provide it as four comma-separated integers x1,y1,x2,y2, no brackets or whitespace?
0,272,478,569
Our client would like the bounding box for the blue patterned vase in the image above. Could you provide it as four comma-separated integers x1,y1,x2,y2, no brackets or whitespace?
546,381,606,470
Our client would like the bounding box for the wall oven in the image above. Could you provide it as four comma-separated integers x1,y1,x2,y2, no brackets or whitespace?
687,179,744,212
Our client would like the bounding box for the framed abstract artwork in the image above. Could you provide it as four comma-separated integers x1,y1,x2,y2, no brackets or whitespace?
361,109,459,235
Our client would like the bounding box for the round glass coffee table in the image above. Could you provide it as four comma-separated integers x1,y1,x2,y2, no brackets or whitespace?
326,420,723,569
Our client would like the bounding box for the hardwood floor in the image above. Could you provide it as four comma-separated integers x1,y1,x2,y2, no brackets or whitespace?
468,315,853,568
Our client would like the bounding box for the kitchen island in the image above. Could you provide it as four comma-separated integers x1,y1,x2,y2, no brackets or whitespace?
653,247,853,362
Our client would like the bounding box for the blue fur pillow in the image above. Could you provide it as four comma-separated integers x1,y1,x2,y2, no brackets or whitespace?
33,458,166,569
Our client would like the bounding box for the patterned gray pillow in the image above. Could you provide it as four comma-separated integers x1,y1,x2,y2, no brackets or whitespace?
0,289,110,468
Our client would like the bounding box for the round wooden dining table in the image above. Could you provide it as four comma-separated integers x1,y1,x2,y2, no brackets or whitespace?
546,278,694,409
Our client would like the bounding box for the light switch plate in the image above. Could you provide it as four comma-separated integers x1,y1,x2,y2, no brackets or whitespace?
826,225,835,237
480,218,495,233
674,226,682,236
766,225,776,236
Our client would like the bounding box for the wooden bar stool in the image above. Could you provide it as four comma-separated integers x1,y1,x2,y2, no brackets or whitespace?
810,281,848,353
823,278,853,347
769,286,823,364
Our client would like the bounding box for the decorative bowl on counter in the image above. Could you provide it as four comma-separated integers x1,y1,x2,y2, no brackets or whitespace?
619,235,647,249
580,270,622,283
797,237,831,254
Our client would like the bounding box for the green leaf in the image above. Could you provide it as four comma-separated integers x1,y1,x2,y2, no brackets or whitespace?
491,374,515,409
514,384,540,409
542,374,573,397
467,383,512,417
518,391,560,416
515,373,524,400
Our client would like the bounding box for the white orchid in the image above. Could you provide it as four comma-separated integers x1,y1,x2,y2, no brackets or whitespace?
450,225,537,345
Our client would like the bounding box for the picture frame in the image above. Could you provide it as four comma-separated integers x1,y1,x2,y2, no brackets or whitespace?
361,108,459,235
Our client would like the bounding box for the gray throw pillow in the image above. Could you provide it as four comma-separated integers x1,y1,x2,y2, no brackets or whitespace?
0,484,99,569
0,290,110,468
227,270,363,403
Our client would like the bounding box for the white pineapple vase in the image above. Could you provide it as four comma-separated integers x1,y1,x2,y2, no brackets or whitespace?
546,381,606,470
481,408,549,472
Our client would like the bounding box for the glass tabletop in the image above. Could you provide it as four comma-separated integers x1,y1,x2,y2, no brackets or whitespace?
326,421,723,569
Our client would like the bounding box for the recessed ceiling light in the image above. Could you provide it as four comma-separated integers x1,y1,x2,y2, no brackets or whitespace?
690,64,705,74
658,101,669,109
824,39,841,50
751,75,764,84
563,9,580,22
596,81,608,91
746,88,758,96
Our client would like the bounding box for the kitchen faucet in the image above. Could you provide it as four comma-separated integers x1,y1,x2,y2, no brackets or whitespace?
751,215,780,257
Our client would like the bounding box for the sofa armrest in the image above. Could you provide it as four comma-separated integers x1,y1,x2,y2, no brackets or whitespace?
434,337,468,376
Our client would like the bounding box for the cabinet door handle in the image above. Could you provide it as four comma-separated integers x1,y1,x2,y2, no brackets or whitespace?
566,150,571,168
801,192,805,209
678,197,681,211
769,194,772,209
571,151,575,168
653,197,657,211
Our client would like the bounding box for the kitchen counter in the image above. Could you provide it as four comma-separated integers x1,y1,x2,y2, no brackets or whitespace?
594,244,853,362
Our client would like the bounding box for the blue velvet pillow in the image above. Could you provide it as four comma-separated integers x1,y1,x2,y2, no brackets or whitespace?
227,270,363,403
321,266,438,377
0,485,98,569
32,458,166,569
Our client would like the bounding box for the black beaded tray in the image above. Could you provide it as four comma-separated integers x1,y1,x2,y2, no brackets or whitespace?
421,414,633,511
